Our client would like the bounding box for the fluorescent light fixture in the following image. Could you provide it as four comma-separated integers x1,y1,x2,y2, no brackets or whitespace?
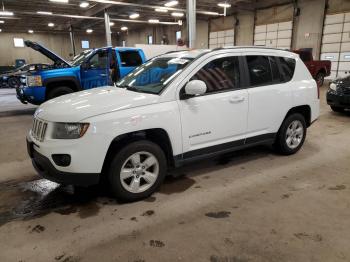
49,0,69,3
121,26,128,31
79,2,89,8
148,19,159,23
218,2,231,8
28,29,34,33
171,12,184,17
86,29,93,33
155,8,168,13
48,22,55,27
129,13,139,19
0,20,4,23
201,11,220,15
164,1,178,7
109,21,115,26
37,11,53,15
0,11,14,16
0,29,2,32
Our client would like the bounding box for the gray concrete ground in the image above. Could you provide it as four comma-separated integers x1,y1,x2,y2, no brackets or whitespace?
0,85,349,262
0,88,37,115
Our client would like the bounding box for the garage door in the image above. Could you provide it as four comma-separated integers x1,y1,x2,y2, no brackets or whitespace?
321,13,350,79
209,29,235,49
254,21,292,50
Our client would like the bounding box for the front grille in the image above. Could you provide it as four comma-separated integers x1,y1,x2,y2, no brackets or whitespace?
32,118,48,142
341,87,350,95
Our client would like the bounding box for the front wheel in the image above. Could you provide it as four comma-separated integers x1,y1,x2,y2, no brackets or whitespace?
108,140,167,202
274,113,307,155
47,86,74,100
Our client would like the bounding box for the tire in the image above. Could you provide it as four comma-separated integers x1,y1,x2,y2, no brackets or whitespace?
315,72,325,86
108,140,167,202
331,106,344,113
8,77,21,89
274,113,307,155
47,86,74,100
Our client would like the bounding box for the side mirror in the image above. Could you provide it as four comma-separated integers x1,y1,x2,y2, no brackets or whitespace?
183,80,207,98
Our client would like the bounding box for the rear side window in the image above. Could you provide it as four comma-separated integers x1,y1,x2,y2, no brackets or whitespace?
246,56,273,87
119,51,143,67
191,56,240,93
278,57,296,82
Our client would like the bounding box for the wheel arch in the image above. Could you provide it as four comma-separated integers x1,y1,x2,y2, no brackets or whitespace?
284,105,311,127
43,77,81,99
101,128,175,176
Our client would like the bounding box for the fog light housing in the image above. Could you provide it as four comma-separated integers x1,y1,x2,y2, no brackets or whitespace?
52,154,71,167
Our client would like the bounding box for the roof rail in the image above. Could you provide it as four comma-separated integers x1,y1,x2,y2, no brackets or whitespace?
211,46,291,52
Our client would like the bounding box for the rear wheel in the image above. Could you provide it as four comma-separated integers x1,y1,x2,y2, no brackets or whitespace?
315,72,325,86
331,106,344,113
274,113,307,155
8,77,21,89
108,140,167,202
47,86,74,100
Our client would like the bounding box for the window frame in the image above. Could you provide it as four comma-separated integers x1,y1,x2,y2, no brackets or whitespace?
180,55,247,99
242,55,293,88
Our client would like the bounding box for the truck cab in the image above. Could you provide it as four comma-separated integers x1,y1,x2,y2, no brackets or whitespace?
17,40,146,105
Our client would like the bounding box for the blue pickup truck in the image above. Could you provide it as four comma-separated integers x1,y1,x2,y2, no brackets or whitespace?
16,40,146,105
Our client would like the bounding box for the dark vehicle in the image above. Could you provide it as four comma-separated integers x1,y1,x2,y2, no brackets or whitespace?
293,49,331,86
0,64,50,89
327,76,350,112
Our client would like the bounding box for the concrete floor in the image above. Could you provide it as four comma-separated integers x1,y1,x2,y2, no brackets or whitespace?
0,85,349,262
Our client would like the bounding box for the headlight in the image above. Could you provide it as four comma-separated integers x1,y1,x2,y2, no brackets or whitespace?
52,123,89,139
26,75,42,87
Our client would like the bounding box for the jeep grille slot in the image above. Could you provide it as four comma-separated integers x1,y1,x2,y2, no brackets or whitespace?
32,118,47,142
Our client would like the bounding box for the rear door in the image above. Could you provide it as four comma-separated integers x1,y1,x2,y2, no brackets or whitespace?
244,53,294,138
117,50,144,77
81,48,110,89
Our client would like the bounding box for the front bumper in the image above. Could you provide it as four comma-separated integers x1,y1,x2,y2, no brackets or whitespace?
27,137,100,186
16,86,46,105
327,90,350,108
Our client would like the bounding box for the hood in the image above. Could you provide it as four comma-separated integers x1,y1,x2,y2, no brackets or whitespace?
35,87,160,122
25,40,71,67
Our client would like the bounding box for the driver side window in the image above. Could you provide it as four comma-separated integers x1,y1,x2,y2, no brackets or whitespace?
88,51,108,69
190,56,240,94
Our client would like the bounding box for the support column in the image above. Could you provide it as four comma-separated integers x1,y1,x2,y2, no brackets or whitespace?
104,9,112,46
186,0,196,48
69,25,76,57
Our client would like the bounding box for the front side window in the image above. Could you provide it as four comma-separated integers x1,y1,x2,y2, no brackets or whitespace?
88,51,108,69
190,57,240,93
116,56,193,94
246,56,273,87
119,51,142,67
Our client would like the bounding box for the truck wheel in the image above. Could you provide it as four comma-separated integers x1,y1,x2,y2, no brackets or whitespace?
274,113,307,155
108,140,167,202
315,72,325,86
8,77,20,89
331,106,344,113
47,86,74,100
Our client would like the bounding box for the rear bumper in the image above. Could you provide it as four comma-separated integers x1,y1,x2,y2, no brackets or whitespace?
327,91,350,108
27,137,100,186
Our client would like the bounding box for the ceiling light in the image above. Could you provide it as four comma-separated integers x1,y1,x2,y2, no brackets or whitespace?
0,29,2,32
148,19,159,23
164,1,178,7
37,11,53,15
129,13,139,19
0,11,14,16
121,26,128,31
201,11,220,15
171,12,184,17
218,2,231,8
79,2,89,8
28,30,34,33
155,8,168,13
109,22,115,26
48,23,55,27
0,20,4,24
49,0,69,3
86,29,93,33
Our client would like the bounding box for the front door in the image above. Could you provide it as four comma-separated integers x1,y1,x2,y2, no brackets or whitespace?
178,55,249,156
81,49,110,89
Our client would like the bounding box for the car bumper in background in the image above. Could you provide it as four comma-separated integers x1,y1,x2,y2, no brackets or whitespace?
327,91,350,108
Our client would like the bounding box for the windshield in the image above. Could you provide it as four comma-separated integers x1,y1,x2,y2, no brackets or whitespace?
71,49,94,66
116,56,193,94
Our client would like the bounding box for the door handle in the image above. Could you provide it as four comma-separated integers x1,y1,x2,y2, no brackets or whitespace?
229,96,245,103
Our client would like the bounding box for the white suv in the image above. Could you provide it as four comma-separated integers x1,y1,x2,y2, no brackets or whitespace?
27,47,319,201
